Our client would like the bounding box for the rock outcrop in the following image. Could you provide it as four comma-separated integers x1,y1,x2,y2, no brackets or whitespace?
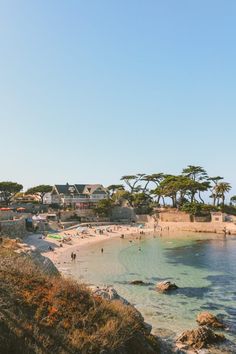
89,285,153,336
0,245,161,354
176,325,225,350
156,280,178,293
196,312,225,329
89,285,130,305
15,242,59,276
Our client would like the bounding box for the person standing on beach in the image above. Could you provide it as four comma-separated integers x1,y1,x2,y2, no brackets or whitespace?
223,227,227,238
71,252,74,261
73,253,77,261
101,248,104,253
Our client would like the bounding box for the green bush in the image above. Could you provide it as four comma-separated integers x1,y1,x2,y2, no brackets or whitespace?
181,202,217,216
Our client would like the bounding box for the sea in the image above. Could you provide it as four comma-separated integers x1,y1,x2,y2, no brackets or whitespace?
61,232,236,352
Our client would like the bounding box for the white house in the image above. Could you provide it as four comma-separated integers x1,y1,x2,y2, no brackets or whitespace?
50,183,107,208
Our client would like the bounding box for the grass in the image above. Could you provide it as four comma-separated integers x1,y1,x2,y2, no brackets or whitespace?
0,239,160,354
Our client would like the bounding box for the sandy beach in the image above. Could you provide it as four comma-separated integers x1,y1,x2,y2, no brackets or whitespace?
24,220,236,270
24,223,155,268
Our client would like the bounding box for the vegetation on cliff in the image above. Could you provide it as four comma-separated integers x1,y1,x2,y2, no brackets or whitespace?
0,240,160,354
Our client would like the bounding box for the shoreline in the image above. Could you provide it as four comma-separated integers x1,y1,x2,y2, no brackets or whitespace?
23,222,236,273
23,225,236,354
24,224,155,269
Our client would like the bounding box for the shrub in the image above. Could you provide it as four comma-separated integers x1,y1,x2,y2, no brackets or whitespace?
180,202,217,216
0,241,160,354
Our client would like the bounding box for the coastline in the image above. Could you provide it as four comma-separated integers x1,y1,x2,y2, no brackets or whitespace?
24,221,236,274
24,224,155,271
23,225,236,354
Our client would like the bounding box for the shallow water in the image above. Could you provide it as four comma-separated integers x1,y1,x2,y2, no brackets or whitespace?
64,233,236,350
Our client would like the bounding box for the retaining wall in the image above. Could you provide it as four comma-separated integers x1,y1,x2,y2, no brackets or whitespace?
111,207,136,221
159,211,191,222
60,209,95,221
158,221,236,234
0,218,26,238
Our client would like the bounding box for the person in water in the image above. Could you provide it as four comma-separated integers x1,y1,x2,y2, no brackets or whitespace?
101,248,104,253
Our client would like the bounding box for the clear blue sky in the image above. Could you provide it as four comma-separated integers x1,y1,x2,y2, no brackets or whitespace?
0,0,235,194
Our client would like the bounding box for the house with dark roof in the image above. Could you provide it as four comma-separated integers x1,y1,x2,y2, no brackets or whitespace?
51,183,107,208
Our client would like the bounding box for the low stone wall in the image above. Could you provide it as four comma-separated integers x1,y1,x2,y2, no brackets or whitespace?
136,215,154,224
194,215,211,222
0,218,26,238
60,209,95,221
0,211,15,221
159,221,236,234
159,211,191,222
77,209,96,218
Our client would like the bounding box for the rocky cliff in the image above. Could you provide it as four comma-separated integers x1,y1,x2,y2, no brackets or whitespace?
0,238,161,354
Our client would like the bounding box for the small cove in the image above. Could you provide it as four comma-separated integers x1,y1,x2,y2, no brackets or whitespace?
58,233,236,351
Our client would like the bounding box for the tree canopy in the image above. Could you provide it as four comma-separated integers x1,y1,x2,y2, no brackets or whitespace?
0,182,23,205
26,185,52,203
230,196,236,205
117,165,234,213
94,199,113,217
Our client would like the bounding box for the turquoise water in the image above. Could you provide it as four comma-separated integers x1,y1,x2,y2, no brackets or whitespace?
64,233,236,349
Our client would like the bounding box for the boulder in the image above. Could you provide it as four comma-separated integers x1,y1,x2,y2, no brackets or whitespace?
130,280,146,285
27,250,60,276
15,245,60,276
176,325,225,350
143,322,152,335
89,285,130,305
196,312,225,329
89,285,153,334
156,280,178,293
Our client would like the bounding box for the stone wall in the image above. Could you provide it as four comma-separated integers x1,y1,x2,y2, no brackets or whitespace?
159,221,236,234
159,210,191,222
194,216,211,222
136,215,154,224
0,218,26,238
77,209,96,218
111,207,136,221
60,209,96,222
0,211,15,221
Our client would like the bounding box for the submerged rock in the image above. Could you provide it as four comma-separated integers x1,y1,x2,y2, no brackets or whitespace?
156,280,178,293
176,325,225,350
197,312,225,329
130,280,148,285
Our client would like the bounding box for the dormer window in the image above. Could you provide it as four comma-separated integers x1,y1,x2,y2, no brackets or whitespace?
68,186,75,194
